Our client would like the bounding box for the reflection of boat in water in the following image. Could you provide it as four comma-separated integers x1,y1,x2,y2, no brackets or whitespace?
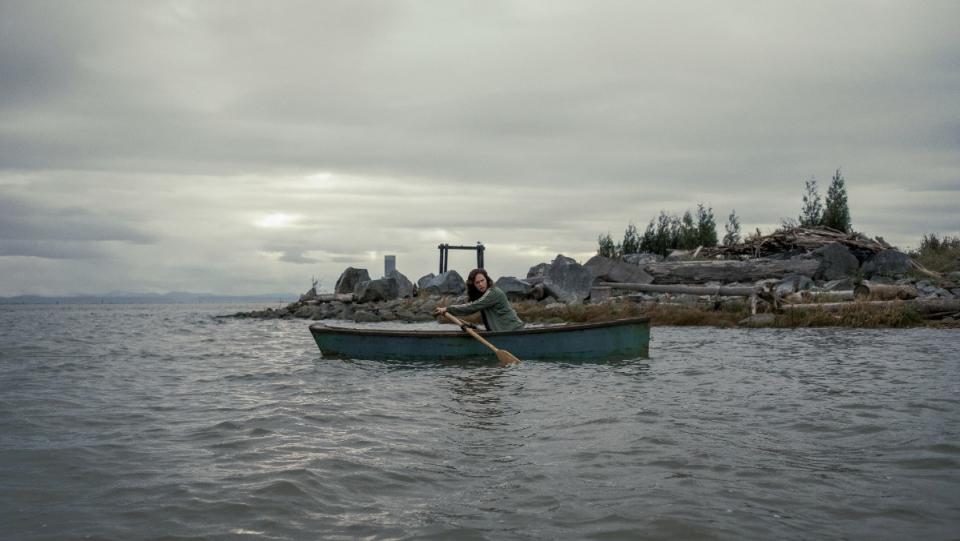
309,317,650,361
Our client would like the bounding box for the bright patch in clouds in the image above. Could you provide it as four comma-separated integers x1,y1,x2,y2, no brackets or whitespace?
255,213,300,229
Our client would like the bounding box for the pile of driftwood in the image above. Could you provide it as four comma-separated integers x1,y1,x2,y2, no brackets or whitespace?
704,226,891,259
595,281,960,321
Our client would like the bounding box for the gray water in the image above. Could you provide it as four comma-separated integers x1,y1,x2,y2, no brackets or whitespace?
1,304,958,540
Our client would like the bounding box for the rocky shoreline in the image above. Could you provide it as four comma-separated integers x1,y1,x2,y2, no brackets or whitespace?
232,227,960,326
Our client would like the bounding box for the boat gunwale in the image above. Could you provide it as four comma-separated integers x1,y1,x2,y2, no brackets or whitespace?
308,316,650,338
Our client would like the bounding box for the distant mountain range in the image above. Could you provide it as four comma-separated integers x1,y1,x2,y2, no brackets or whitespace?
0,291,300,304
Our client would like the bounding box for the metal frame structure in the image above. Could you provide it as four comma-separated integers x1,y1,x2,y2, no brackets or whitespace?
438,242,485,274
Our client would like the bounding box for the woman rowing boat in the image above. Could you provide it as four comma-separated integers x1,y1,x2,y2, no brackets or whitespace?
433,268,524,331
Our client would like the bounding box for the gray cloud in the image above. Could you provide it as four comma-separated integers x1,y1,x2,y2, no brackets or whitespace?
0,240,103,259
275,250,319,264
0,195,155,250
1,1,958,294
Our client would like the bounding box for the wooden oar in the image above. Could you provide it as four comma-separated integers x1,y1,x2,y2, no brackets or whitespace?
443,312,520,365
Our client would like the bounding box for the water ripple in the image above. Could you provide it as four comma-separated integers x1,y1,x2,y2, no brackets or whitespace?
0,306,958,540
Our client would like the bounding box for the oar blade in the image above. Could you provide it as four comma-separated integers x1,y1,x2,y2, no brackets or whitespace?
496,349,521,365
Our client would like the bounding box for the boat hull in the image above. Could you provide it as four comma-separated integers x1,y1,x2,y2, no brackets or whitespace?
309,317,650,361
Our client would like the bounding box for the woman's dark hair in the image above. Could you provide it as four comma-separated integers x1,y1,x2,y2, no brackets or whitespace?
466,268,494,301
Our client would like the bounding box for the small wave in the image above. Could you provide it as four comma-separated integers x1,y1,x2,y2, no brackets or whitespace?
927,443,960,455
894,457,958,470
253,479,310,497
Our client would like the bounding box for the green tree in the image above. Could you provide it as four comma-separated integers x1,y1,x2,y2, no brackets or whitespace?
799,176,823,227
676,211,698,249
723,210,741,246
621,222,641,255
596,232,617,258
696,204,718,247
640,219,656,254
822,168,851,232
652,212,673,256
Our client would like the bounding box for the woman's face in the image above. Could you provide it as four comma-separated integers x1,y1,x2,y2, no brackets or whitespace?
473,273,488,293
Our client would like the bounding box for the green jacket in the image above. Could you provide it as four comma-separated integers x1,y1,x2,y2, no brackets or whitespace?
447,287,524,332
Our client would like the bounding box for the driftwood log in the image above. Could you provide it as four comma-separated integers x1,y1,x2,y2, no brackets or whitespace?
781,290,856,304
780,299,960,314
853,282,919,300
644,259,819,284
704,226,892,259
597,282,758,297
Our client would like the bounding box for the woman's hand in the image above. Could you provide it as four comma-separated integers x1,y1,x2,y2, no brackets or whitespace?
433,306,447,316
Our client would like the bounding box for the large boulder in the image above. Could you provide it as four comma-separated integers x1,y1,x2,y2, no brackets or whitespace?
355,277,400,303
526,262,552,279
542,254,594,304
335,267,371,295
495,276,534,300
417,273,435,290
811,243,859,281
388,270,415,298
860,250,912,278
419,270,466,296
584,255,653,284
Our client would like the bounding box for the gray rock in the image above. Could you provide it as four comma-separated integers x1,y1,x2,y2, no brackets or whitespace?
387,270,415,298
622,252,662,267
822,278,856,291
394,309,417,321
417,273,435,290
352,309,381,323
916,280,953,298
335,267,371,295
332,302,353,319
584,255,653,284
299,287,318,302
355,277,401,303
420,270,465,296
311,304,337,320
860,250,912,277
666,249,694,261
526,262,552,279
294,305,314,318
774,274,815,295
495,276,533,300
531,282,548,301
811,243,859,280
543,255,594,304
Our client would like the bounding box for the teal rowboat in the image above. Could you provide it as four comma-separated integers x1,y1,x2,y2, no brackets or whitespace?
309,317,650,361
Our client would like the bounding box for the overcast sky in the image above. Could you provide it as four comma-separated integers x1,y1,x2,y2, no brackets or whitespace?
1,0,958,296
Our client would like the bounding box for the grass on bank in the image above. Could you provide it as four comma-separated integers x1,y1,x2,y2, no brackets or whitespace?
514,300,750,327
774,303,926,328
910,233,960,274
512,299,946,329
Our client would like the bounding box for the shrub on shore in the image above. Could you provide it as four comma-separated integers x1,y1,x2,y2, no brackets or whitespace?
910,234,960,273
